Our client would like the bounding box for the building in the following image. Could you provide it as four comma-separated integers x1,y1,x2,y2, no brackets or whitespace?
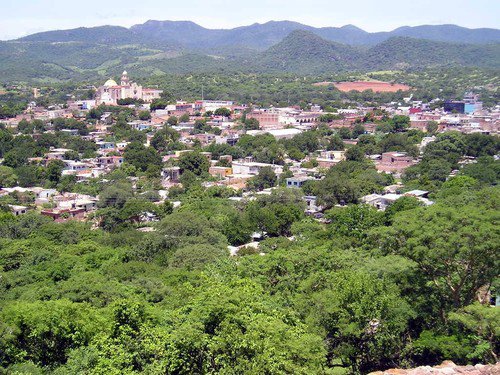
286,176,313,188
209,166,233,178
444,101,465,114
376,152,416,174
317,150,346,168
463,92,483,114
246,110,280,129
443,93,483,115
232,161,283,176
97,156,124,169
195,100,234,113
96,71,162,105
9,205,28,216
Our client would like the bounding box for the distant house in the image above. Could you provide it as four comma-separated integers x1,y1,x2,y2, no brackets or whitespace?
8,205,28,216
62,160,92,175
209,166,233,178
97,156,124,169
96,141,115,151
376,152,416,174
286,176,313,188
232,161,283,176
317,150,346,168
162,167,181,183
129,121,152,131
361,194,401,210
362,191,433,211
41,208,86,222
303,195,324,215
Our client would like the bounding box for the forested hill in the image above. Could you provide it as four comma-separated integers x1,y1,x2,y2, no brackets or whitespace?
365,36,500,70
0,23,499,82
18,20,500,48
257,30,364,73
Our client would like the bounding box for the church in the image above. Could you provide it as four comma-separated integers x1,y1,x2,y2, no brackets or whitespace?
95,71,163,105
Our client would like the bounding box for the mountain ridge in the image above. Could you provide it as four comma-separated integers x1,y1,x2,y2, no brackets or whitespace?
1,22,499,82
15,20,500,48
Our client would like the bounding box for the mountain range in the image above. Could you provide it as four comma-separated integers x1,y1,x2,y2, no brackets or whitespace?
0,20,499,82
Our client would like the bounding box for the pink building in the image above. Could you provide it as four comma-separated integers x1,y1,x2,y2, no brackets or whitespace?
376,152,416,174
247,110,279,129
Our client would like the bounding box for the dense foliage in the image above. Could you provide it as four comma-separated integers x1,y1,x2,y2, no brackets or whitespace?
0,145,498,373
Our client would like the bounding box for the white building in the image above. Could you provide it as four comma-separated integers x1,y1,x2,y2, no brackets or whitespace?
96,71,162,105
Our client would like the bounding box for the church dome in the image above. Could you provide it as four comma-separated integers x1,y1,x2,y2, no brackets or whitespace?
104,79,118,87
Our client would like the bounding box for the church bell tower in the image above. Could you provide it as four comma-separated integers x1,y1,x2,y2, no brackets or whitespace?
120,70,130,86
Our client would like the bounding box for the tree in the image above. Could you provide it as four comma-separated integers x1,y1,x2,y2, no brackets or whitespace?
327,135,345,151
0,300,102,366
345,145,365,162
244,117,260,130
384,196,423,223
352,123,366,138
372,203,499,310
150,131,168,152
123,142,162,172
391,115,410,132
179,113,190,123
169,244,228,271
298,270,413,373
17,119,34,134
460,157,499,185
45,159,65,186
214,107,231,117
149,98,168,111
449,303,500,363
337,127,351,139
98,183,134,209
138,110,151,121
327,204,385,240
166,116,178,126
426,121,439,134
464,133,500,158
0,166,17,187
178,151,209,176
0,128,14,157
247,166,277,191
287,147,305,161
3,149,30,169
245,190,304,236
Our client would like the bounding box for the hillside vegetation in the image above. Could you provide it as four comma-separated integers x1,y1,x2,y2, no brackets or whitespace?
0,22,499,83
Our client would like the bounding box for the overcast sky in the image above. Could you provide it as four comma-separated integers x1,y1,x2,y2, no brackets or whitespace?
1,0,499,40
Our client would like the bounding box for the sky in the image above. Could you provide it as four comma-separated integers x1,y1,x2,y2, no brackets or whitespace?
1,0,499,40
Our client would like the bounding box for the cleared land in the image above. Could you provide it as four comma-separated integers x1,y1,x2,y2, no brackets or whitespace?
314,80,411,92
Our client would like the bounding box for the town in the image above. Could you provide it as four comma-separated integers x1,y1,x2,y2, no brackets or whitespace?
0,67,498,374
0,72,497,227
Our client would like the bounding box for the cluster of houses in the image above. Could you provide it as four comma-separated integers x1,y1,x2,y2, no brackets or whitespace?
1,186,97,222
1,77,498,223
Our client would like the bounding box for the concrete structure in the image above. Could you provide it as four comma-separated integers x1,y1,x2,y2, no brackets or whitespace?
9,205,28,216
317,150,346,168
286,176,313,188
232,161,283,176
209,166,232,178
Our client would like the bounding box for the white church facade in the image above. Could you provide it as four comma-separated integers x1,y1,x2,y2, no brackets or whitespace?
96,71,163,105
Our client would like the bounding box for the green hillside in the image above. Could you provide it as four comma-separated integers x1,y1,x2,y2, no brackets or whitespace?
0,29,498,83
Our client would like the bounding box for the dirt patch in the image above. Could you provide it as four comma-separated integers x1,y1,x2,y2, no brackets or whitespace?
314,81,411,93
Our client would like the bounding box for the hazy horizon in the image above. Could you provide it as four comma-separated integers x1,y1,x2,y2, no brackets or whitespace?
2,0,499,41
